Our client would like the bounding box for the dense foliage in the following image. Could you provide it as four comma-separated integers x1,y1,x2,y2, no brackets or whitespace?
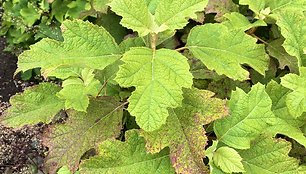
1,0,306,173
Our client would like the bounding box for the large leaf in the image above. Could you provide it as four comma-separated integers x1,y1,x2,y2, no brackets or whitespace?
57,69,101,112
154,0,208,32
281,67,306,118
239,0,306,17
238,136,302,174
1,83,64,127
213,147,245,173
16,20,121,77
187,24,269,81
214,84,276,149
115,47,193,131
265,81,306,147
79,130,175,174
43,97,123,174
140,88,228,174
276,11,306,67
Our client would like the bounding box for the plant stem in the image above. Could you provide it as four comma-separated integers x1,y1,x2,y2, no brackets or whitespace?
96,79,108,97
250,34,269,45
150,33,158,52
175,47,188,52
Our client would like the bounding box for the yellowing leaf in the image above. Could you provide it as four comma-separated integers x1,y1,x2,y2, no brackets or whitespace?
43,97,123,173
281,67,306,118
79,130,175,174
213,147,245,173
1,83,64,127
140,88,228,174
187,24,269,81
115,47,193,131
57,69,101,112
239,136,302,174
214,84,276,149
17,20,121,77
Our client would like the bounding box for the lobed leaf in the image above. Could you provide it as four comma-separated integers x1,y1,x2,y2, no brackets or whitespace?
115,47,193,131
16,20,121,78
187,23,269,81
1,83,64,127
281,67,306,118
79,130,175,174
214,84,276,149
141,88,228,174
43,97,123,174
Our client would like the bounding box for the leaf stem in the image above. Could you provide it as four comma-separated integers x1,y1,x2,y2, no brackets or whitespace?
150,33,158,52
250,34,269,45
175,46,188,52
96,79,108,97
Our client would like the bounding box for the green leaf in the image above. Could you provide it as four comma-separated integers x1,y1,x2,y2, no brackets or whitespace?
281,67,306,118
119,37,146,52
265,81,306,147
222,12,267,31
57,69,101,112
109,0,156,36
187,23,269,81
154,0,208,32
57,166,79,174
43,97,123,173
276,11,306,67
115,47,193,131
20,2,41,26
214,84,276,149
16,20,121,77
205,0,239,21
239,135,301,174
213,147,245,173
92,0,111,13
140,88,228,174
79,130,175,174
1,83,64,127
267,38,299,73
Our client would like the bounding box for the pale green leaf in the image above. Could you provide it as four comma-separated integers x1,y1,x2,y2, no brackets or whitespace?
140,88,227,174
265,81,306,147
115,47,193,131
43,97,123,173
214,84,277,149
92,0,111,13
109,0,156,36
239,136,301,174
79,130,175,174
155,0,208,32
213,147,245,173
281,67,306,118
276,11,306,67
187,24,269,81
1,83,64,127
206,141,227,174
16,20,121,77
57,69,101,112
267,38,299,73
222,12,267,31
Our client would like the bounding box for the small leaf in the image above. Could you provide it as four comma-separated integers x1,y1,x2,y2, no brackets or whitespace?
187,23,269,81
115,47,193,131
239,135,302,174
205,0,239,21
214,84,276,149
140,88,228,174
57,69,101,112
43,97,123,174
281,67,306,118
1,83,64,127
79,130,175,174
222,12,267,31
17,20,121,78
213,147,245,173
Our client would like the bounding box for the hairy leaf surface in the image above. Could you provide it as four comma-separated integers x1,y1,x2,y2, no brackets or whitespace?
239,136,302,174
57,69,101,112
213,147,245,173
214,84,276,149
141,88,227,174
79,130,175,174
281,67,306,118
43,97,123,173
1,83,64,127
187,24,269,80
17,20,121,77
115,47,193,131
